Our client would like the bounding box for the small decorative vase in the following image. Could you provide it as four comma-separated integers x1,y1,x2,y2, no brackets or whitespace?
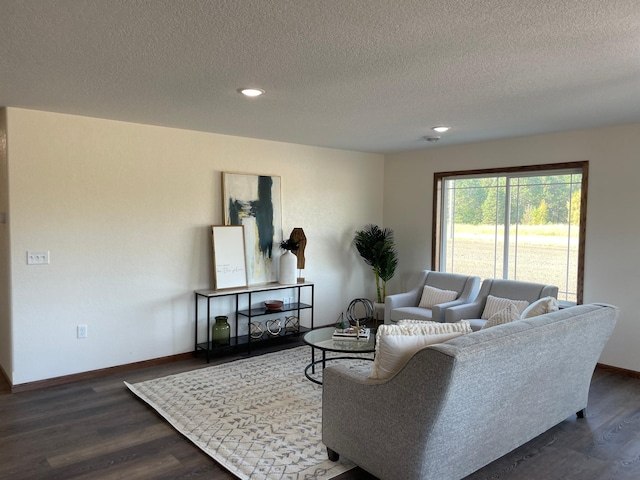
212,315,230,347
278,250,297,284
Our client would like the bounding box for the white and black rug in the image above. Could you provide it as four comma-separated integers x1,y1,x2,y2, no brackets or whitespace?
125,346,372,480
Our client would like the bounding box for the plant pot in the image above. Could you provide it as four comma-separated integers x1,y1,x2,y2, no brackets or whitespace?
373,301,385,324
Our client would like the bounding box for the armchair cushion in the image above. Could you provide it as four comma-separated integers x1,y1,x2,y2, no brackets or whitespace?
369,321,472,380
481,295,530,319
418,285,458,308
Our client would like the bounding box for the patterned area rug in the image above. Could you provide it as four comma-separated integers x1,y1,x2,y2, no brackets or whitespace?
125,346,372,480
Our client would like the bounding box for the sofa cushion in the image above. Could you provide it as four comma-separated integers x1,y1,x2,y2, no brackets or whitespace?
521,296,559,319
482,303,520,329
418,285,458,308
481,295,530,319
389,306,434,323
369,321,472,380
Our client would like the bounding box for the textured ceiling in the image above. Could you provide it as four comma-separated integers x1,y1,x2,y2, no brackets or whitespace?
2,0,639,153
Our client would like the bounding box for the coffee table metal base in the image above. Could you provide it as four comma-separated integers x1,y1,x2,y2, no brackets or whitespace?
303,326,376,385
304,353,374,385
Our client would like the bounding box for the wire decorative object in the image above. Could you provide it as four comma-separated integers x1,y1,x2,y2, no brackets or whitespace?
284,315,300,333
250,322,264,339
346,298,374,326
266,319,282,336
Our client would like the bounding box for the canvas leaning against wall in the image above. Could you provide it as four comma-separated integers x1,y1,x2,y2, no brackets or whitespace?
222,172,282,285
211,225,248,290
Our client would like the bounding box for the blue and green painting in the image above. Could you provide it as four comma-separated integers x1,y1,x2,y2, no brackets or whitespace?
228,176,275,258
224,173,282,284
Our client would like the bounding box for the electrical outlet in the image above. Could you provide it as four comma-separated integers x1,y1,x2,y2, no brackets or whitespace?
27,250,50,265
77,324,88,339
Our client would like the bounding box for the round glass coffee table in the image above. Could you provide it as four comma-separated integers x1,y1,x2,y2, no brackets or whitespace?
303,326,376,384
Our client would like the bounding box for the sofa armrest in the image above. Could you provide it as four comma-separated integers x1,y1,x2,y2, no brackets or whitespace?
384,290,423,323
322,365,395,451
384,270,429,323
432,277,481,323
445,301,484,323
386,289,419,309
458,276,481,303
322,358,439,452
322,358,446,422
322,348,454,479
432,299,470,323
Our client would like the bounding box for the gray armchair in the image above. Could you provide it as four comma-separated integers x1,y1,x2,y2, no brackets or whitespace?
445,278,559,330
384,270,481,324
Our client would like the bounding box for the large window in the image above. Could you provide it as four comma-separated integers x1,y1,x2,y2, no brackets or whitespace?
433,162,588,304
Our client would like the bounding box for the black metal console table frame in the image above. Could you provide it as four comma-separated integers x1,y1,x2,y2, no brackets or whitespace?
194,282,314,362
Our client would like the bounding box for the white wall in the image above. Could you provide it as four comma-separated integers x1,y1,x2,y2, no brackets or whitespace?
4,108,384,385
5,108,638,384
384,123,640,372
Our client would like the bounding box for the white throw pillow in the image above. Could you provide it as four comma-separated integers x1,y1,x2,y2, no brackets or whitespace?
520,296,559,319
418,285,458,308
482,303,520,329
481,295,530,320
369,321,472,380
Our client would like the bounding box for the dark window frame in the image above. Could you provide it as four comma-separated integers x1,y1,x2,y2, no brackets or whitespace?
432,161,588,304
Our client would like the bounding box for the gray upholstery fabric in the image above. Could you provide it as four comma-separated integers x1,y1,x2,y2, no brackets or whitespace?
322,303,618,480
384,270,481,323
445,278,559,330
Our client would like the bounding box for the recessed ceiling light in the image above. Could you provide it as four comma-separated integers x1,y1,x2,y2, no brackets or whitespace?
239,88,265,97
432,126,450,133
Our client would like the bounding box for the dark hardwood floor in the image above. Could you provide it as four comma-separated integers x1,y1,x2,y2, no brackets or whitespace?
1,343,639,479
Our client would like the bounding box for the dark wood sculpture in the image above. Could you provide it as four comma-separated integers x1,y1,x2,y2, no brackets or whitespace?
289,228,307,282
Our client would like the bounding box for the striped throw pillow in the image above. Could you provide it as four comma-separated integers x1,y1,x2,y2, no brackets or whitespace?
482,303,521,329
481,295,529,320
418,285,458,308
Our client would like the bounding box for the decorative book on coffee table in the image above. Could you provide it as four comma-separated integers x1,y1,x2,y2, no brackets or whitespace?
332,327,371,341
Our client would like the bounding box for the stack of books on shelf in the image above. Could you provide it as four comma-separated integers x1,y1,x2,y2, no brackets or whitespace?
332,326,371,341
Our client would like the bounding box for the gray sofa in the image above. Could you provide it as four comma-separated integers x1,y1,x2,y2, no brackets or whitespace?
445,278,559,330
384,270,481,324
322,303,618,480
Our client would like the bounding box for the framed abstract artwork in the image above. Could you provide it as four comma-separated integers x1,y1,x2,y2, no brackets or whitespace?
222,172,282,285
211,225,248,290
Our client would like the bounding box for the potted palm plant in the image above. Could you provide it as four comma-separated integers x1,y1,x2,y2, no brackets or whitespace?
354,224,398,303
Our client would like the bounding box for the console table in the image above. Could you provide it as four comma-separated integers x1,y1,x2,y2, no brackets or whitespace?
194,282,314,362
